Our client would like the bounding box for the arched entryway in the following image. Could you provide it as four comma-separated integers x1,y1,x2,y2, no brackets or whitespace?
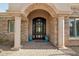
24,3,58,48
27,9,52,41
27,8,58,47
32,17,46,40
13,3,68,49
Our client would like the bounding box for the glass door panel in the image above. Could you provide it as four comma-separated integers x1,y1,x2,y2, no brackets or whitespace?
32,17,46,40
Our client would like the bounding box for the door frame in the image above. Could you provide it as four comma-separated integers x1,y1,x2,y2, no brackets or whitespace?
32,17,46,40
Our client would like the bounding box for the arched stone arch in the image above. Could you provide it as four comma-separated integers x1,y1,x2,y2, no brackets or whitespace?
22,3,57,17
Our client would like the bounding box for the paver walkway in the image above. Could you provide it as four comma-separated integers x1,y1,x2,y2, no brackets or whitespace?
0,40,78,56
21,40,57,49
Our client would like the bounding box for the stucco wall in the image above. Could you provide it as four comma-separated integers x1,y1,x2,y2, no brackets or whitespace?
8,3,30,12
8,3,72,14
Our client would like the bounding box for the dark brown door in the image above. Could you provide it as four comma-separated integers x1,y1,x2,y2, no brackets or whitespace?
32,17,46,40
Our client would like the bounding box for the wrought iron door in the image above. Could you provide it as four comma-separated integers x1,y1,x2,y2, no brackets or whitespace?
32,17,46,40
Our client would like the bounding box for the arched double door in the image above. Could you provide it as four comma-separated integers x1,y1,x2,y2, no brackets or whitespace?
32,17,46,40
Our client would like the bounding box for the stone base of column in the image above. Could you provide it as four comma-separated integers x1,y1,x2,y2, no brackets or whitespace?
11,47,20,51
58,46,68,49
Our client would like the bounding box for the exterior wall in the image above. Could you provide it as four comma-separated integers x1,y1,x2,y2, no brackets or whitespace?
48,17,58,47
65,18,79,46
8,3,30,12
67,40,79,46
8,3,72,14
0,16,28,45
0,17,14,45
53,18,58,46
65,19,70,46
21,15,28,43
21,20,27,43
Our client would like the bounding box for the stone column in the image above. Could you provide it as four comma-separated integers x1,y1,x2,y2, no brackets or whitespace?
58,16,66,49
13,16,21,50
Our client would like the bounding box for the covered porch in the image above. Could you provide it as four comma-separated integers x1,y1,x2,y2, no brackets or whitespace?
0,3,72,50
13,4,69,50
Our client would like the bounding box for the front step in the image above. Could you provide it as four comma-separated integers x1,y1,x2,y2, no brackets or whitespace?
33,40,45,42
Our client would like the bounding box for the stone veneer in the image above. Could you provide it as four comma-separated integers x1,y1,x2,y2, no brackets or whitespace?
21,20,28,44
0,16,28,45
0,17,14,45
65,18,79,46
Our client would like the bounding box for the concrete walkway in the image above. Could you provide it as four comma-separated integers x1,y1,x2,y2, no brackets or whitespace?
0,41,78,56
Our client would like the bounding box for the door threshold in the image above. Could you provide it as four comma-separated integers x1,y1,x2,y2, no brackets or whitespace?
33,40,45,42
